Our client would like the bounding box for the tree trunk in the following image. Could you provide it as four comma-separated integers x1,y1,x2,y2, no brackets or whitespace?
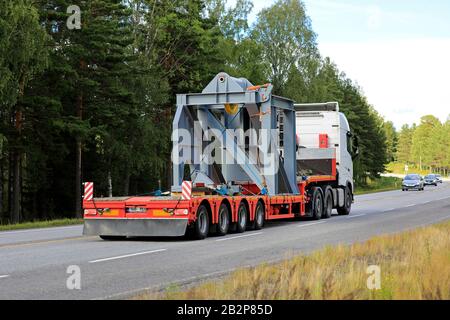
12,150,21,223
75,91,83,218
75,60,86,219
107,170,113,197
8,151,13,222
11,105,24,224
124,170,130,196
0,155,3,222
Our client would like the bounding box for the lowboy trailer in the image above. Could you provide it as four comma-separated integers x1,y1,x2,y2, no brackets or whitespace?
83,73,359,240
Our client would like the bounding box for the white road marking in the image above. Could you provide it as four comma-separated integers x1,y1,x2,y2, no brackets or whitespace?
0,275,10,279
404,204,416,208
296,221,326,228
0,225,81,235
381,208,395,213
89,249,167,263
215,232,263,242
346,213,366,219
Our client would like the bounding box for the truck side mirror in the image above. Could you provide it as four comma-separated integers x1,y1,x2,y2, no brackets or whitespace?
347,132,360,159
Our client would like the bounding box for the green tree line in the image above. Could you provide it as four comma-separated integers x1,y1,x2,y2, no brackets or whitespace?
394,115,450,176
0,0,389,223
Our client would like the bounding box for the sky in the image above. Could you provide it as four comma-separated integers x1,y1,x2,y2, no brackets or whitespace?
227,0,450,129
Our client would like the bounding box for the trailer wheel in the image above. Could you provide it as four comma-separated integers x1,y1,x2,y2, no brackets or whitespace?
322,187,333,219
217,203,230,236
99,235,126,241
194,205,210,239
310,187,323,220
235,202,248,233
253,201,265,230
337,186,351,215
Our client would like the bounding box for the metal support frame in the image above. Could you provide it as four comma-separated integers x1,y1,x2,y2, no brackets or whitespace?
172,72,299,195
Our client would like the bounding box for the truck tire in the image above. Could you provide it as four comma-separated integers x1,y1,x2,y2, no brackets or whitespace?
194,205,210,240
253,201,265,230
235,202,247,233
337,186,352,215
310,187,323,220
99,235,126,241
322,187,333,219
217,203,230,236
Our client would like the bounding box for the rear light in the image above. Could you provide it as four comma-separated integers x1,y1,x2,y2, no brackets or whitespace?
125,207,147,213
84,209,97,215
174,209,189,215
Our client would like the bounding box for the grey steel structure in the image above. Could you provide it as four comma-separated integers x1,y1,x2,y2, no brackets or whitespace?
172,72,299,195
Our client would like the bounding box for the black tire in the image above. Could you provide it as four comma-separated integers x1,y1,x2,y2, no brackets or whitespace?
216,203,230,236
235,202,247,233
194,205,210,240
99,235,126,241
310,187,323,220
253,201,265,230
322,187,333,219
337,186,352,216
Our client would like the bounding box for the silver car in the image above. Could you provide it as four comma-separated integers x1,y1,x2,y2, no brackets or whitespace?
402,174,425,191
424,174,438,186
435,174,443,183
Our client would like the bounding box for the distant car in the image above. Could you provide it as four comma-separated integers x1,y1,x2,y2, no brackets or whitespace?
435,174,443,183
402,174,424,191
424,174,438,186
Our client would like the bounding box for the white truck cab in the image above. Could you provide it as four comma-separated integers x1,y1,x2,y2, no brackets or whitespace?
294,102,358,209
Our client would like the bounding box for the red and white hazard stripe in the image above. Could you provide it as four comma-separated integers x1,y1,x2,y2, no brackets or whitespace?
181,181,192,200
84,182,94,201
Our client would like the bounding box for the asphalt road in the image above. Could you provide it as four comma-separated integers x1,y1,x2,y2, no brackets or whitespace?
0,183,449,300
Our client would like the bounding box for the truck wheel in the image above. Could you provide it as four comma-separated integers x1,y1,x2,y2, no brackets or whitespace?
217,203,230,236
235,202,247,233
253,201,265,230
99,235,126,241
337,186,352,215
322,188,333,219
310,187,323,220
194,205,210,240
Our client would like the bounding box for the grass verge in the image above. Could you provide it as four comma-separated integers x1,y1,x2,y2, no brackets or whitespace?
355,176,402,195
136,220,450,300
0,218,83,232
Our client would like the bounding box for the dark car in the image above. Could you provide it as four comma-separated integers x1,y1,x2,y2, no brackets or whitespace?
402,174,424,191
424,174,438,186
435,174,443,183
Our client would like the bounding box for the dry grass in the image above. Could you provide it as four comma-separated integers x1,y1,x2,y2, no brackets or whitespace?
137,221,450,300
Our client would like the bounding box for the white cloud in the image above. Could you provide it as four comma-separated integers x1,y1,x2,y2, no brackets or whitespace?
320,38,450,129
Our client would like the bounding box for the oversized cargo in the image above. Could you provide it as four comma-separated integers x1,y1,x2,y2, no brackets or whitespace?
83,73,358,240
